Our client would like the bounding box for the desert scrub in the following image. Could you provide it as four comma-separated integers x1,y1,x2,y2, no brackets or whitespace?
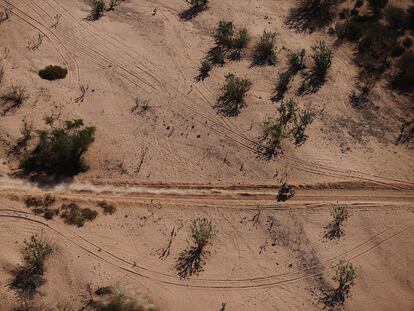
60,202,98,227
323,261,357,308
38,65,67,80
310,40,332,79
90,0,105,20
324,205,349,239
186,0,208,8
197,59,212,80
175,218,216,278
292,109,315,145
97,201,116,215
288,49,306,74
1,85,28,109
273,71,292,101
215,73,252,116
214,21,234,47
20,117,95,178
10,234,53,298
252,31,277,66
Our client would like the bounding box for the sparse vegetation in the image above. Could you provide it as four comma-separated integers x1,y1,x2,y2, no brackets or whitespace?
90,0,105,20
131,97,151,115
26,33,44,51
60,202,98,227
252,31,277,66
10,234,53,298
324,205,349,239
20,117,96,178
180,0,208,20
288,49,306,74
97,201,116,215
24,194,59,220
197,59,212,81
38,65,68,81
260,99,314,157
273,71,291,101
108,0,121,11
214,21,234,47
215,73,252,116
310,40,332,79
175,218,215,278
1,85,28,115
323,261,357,308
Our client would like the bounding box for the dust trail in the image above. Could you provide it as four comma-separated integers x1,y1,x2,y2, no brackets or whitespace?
0,175,272,197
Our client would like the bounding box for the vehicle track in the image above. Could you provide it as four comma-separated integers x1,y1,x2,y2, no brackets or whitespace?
0,207,412,289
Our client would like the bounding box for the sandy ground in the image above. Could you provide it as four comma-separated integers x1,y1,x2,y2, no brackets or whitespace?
0,0,413,310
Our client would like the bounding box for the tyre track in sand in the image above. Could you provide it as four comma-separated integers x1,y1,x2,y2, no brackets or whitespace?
3,1,414,189
0,207,412,289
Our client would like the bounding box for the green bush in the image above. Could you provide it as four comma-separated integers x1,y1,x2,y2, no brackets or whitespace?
60,202,98,227
391,51,414,93
20,117,95,177
232,27,250,50
252,31,277,65
90,0,105,19
216,73,252,116
186,0,208,8
197,59,212,80
310,40,333,78
10,234,53,298
325,205,349,239
191,218,215,250
214,21,234,47
38,65,67,80
288,49,306,74
274,71,292,101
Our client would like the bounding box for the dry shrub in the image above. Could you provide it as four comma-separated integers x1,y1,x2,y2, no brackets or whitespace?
60,202,97,227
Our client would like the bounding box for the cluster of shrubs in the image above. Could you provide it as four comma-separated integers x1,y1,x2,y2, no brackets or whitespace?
260,99,314,157
20,117,96,178
24,195,116,226
0,85,28,115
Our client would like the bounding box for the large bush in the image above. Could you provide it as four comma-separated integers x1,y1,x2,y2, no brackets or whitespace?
20,117,96,177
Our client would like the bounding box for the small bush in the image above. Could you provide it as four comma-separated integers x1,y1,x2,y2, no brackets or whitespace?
175,218,215,278
38,65,67,81
288,49,306,74
252,31,277,66
108,0,120,11
324,205,349,239
216,73,252,116
97,201,116,215
1,85,28,107
261,118,285,155
323,261,357,308
293,109,315,145
273,71,292,101
278,98,298,125
310,40,333,78
214,21,234,47
209,47,226,65
24,196,43,208
90,0,105,20
20,117,95,177
232,27,250,50
60,202,97,227
390,51,414,93
186,0,208,8
197,59,212,80
10,234,53,298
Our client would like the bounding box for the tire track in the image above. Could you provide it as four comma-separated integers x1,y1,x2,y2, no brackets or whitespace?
0,204,412,289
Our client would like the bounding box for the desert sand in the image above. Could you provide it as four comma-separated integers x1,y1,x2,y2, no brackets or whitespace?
0,0,413,310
